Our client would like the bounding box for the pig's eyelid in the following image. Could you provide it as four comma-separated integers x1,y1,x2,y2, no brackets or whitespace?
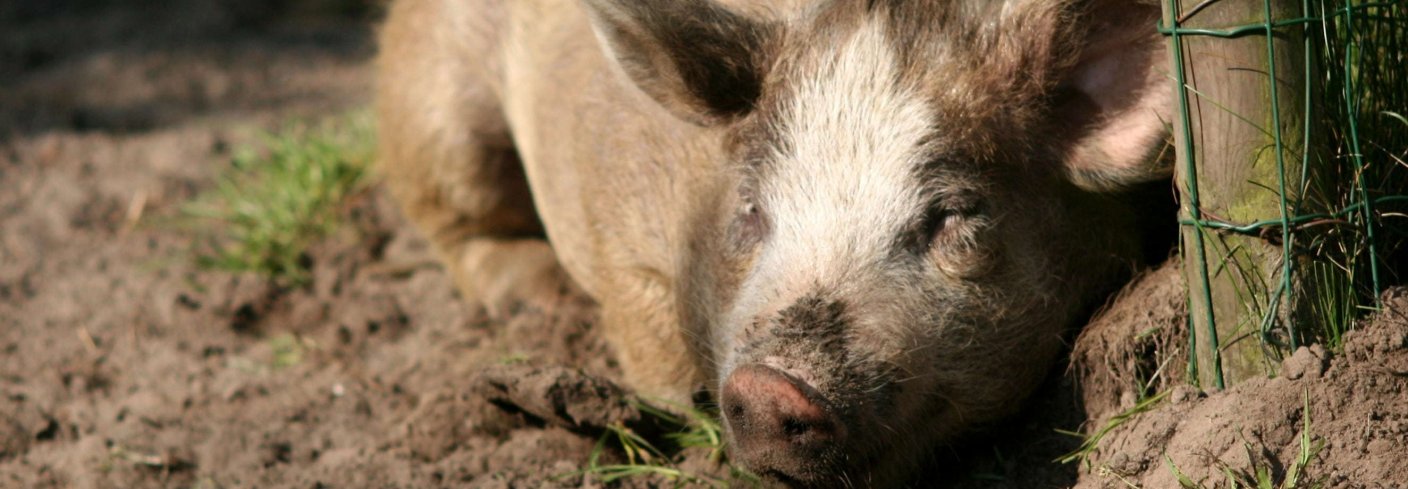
925,195,982,224
920,197,991,249
917,206,958,246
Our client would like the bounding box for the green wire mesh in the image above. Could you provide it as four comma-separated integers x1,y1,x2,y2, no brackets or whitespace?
1161,0,1407,389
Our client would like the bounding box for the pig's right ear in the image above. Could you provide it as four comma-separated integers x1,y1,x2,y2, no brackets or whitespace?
580,0,775,125
1054,2,1174,191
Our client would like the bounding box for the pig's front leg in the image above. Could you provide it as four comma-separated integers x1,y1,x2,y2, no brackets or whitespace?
600,276,703,408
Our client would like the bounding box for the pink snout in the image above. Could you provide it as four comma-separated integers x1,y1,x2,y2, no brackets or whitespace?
721,364,845,482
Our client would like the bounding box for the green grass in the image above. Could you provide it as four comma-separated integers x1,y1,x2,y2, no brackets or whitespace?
1295,0,1408,349
1056,391,1169,467
562,399,758,488
268,333,307,370
181,112,374,286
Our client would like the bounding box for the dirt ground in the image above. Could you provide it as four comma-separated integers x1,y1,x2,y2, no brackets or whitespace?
2,3,1405,488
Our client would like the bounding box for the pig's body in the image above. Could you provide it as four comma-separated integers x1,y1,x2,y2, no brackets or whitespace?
379,0,1169,485
379,0,718,395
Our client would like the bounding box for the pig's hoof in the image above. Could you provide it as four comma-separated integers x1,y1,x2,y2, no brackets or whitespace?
454,240,580,318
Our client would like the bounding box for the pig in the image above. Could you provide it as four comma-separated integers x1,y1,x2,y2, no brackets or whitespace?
377,0,1171,485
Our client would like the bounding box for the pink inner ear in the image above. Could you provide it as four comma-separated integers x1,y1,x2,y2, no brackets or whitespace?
1072,50,1126,112
1067,99,1168,176
1062,32,1173,189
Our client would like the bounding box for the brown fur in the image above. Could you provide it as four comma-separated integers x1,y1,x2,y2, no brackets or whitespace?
378,0,1170,485
378,0,716,400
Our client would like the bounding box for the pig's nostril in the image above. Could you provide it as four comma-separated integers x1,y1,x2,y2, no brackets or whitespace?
782,417,808,437
726,403,747,423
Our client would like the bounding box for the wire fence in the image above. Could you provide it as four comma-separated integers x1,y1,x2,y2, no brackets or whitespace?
1161,0,1407,388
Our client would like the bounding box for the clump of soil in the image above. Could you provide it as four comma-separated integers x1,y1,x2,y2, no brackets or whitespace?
1072,288,1408,488
1072,262,1188,420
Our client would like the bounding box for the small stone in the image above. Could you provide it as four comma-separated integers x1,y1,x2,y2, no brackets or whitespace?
1281,345,1328,381
1169,385,1201,404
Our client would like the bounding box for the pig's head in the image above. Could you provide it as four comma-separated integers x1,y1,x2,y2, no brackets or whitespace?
582,0,1171,485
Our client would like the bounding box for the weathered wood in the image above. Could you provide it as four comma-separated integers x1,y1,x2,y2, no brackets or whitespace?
1162,0,1311,388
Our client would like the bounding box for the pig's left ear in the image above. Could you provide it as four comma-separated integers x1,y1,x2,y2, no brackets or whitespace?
579,0,776,125
1055,2,1174,191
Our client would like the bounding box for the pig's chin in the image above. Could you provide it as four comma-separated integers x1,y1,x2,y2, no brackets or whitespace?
725,414,922,489
739,455,849,488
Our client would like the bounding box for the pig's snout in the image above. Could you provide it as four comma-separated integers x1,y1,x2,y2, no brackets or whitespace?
721,364,845,482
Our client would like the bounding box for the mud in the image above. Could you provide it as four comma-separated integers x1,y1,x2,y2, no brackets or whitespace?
1,3,1404,488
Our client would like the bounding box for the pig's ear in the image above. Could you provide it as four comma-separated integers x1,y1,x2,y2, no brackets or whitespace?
1055,2,1174,191
580,0,775,125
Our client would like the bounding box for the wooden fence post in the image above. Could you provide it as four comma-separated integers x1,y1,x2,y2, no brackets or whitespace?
1162,0,1312,389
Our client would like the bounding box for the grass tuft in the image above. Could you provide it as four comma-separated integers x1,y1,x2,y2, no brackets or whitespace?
1296,0,1408,349
1056,390,1169,467
181,112,374,286
269,333,307,370
561,399,757,488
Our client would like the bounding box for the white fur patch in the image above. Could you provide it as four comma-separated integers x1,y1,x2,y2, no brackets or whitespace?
720,20,935,372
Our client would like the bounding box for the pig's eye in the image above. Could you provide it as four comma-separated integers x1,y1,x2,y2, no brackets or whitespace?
915,200,979,248
919,209,963,245
730,200,769,250
918,201,995,277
